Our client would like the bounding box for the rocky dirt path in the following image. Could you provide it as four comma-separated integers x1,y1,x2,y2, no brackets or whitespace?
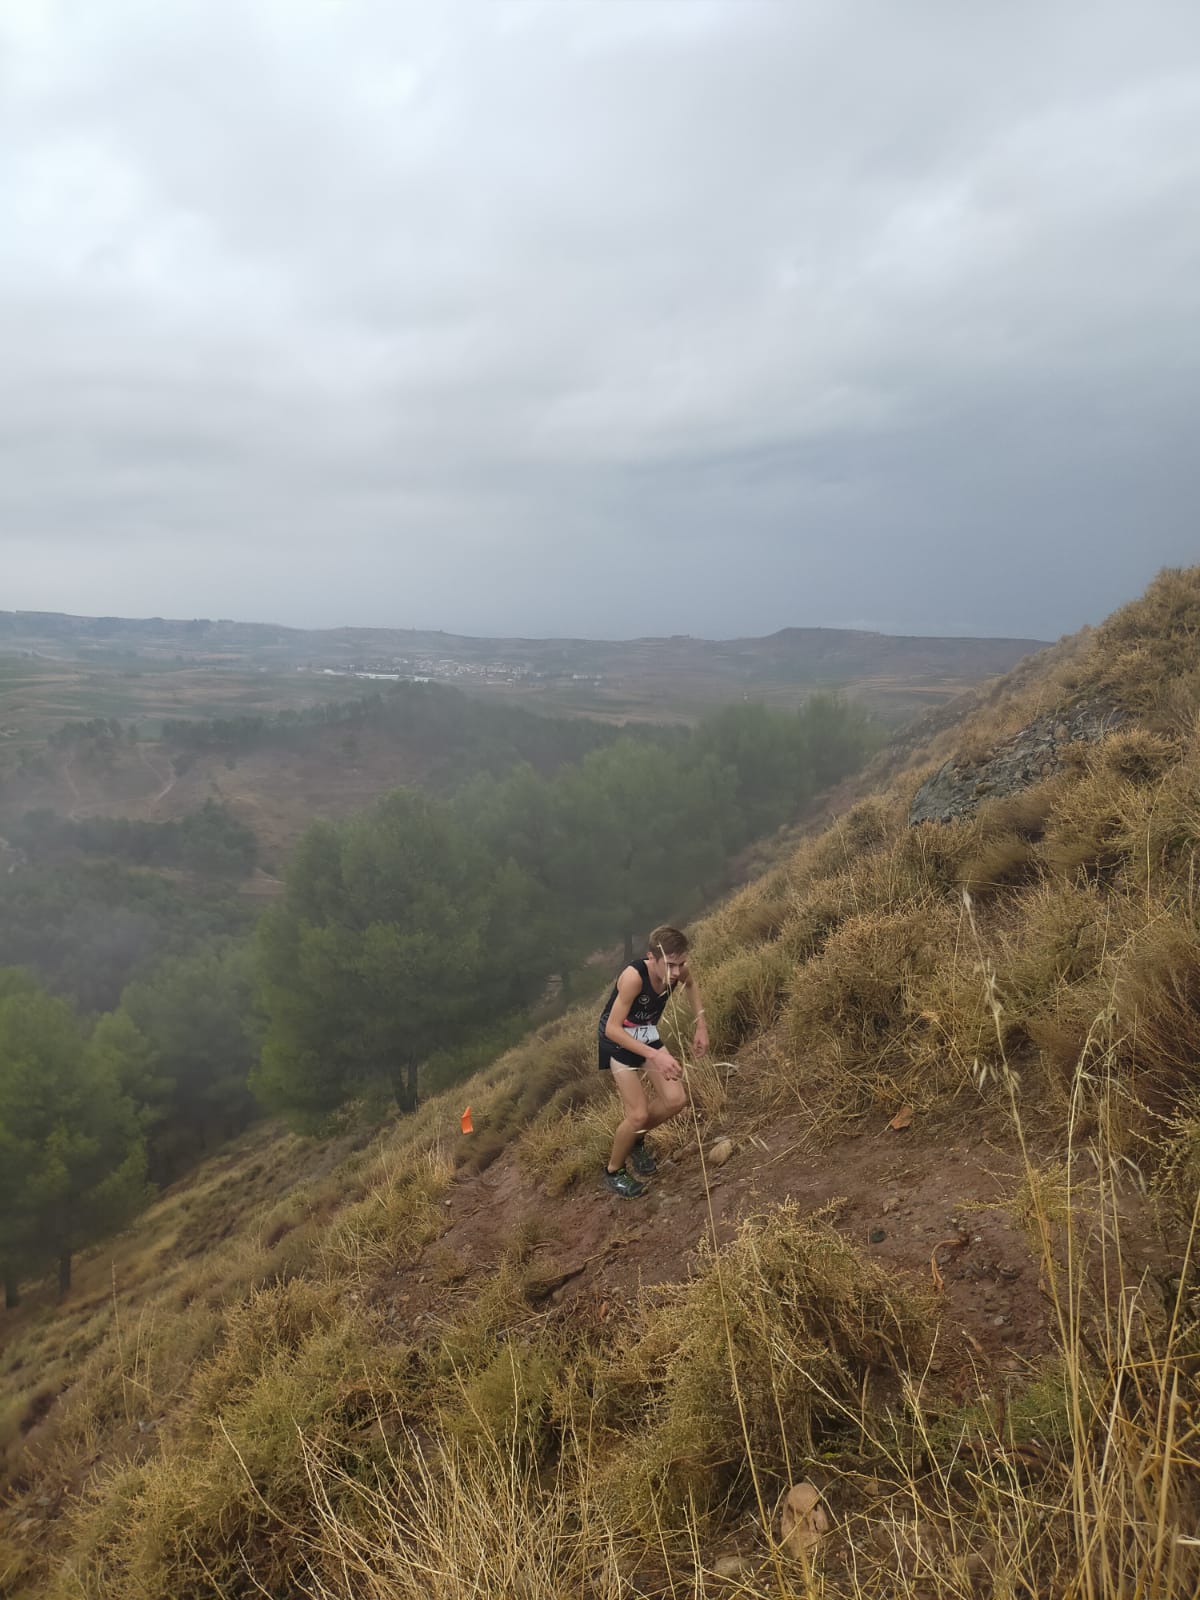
374,1092,1105,1389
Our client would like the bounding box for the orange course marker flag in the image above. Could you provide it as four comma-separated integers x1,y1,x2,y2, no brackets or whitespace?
461,1106,474,1135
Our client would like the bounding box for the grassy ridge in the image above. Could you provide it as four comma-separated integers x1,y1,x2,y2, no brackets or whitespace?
2,570,1200,1597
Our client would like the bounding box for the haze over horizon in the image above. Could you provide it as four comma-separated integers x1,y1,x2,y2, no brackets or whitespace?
4,1,1198,643
4,603,1054,648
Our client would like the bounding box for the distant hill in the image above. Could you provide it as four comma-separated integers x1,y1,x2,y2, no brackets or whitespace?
0,607,1046,722
0,606,1045,675
0,609,1046,859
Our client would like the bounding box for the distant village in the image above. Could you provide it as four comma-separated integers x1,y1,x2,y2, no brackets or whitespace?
301,656,603,687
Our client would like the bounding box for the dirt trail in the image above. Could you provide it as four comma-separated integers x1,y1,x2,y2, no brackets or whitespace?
372,1054,1160,1387
136,744,176,811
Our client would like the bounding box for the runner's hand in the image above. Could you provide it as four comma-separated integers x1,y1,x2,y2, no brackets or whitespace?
652,1047,682,1080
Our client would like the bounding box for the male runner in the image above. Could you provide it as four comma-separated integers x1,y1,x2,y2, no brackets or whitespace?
597,924,707,1197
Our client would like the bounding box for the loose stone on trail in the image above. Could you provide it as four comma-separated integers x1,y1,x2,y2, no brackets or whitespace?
779,1481,829,1557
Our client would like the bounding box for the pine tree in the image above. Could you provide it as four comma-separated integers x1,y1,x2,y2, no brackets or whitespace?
0,972,149,1301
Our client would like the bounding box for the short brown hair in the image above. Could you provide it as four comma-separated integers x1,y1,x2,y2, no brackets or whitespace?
647,924,688,958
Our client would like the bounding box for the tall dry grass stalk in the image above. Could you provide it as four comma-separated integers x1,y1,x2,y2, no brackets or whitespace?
958,888,1200,1600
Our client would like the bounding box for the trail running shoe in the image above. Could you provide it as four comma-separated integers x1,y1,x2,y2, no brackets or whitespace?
629,1137,657,1177
603,1166,647,1199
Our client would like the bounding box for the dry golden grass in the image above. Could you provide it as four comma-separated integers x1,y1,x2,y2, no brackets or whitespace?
1083,566,1200,721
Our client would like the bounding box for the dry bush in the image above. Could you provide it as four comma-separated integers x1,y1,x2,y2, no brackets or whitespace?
894,815,988,896
787,794,900,889
1039,767,1146,882
941,781,1066,904
185,1277,340,1424
955,827,1041,899
1083,565,1200,718
595,1204,933,1532
998,883,1113,1090
427,1258,581,1465
1110,917,1200,1119
691,869,793,960
319,1148,452,1286
277,1428,614,1600
47,1294,410,1600
516,1099,615,1195
776,875,856,966
1091,727,1181,786
980,779,1064,841
1157,1097,1200,1227
694,941,793,1057
1111,736,1200,892
438,1340,561,1462
783,905,964,1117
775,829,939,976
1156,668,1200,732
1002,880,1112,993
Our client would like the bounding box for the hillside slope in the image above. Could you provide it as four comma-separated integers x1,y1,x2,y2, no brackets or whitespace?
2,570,1198,1600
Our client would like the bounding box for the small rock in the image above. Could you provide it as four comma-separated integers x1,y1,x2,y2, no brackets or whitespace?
882,1196,901,1215
709,1138,734,1167
779,1481,829,1557
712,1553,753,1581
869,1228,887,1244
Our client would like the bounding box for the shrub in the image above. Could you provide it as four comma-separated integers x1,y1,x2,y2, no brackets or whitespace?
596,1204,933,1529
694,941,793,1056
784,906,962,1117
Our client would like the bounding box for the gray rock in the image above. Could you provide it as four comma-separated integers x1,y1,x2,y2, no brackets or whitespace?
909,699,1124,826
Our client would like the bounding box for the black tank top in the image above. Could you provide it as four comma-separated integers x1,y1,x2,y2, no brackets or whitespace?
598,959,677,1038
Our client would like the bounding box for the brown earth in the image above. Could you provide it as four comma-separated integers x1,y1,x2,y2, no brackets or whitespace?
368,1042,1170,1398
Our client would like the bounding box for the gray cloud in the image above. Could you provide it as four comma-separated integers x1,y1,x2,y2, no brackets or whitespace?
2,0,1198,638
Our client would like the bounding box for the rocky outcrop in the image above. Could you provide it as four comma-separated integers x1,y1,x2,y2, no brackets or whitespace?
908,700,1124,826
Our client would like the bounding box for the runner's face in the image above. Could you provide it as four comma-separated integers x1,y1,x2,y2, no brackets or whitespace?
649,949,687,985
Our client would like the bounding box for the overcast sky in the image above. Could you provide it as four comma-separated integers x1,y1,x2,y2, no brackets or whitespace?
2,0,1198,641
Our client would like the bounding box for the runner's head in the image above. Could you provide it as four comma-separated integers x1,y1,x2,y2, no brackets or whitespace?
647,924,688,984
